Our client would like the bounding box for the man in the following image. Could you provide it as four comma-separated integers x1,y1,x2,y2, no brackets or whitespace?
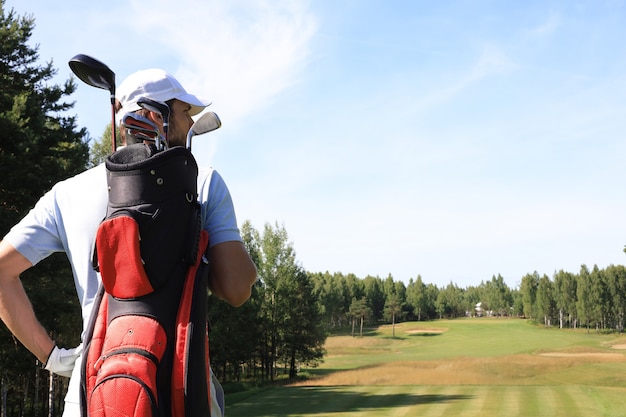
0,68,257,416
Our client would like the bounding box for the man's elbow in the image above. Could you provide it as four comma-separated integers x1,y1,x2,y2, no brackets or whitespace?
230,264,257,307
215,262,257,307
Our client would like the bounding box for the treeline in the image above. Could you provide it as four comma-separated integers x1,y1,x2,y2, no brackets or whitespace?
304,264,626,334
208,236,626,384
208,222,327,384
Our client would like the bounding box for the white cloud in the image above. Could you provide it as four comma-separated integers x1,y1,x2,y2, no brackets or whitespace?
126,0,318,128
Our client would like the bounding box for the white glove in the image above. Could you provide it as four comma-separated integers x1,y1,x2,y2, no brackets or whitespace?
44,344,83,377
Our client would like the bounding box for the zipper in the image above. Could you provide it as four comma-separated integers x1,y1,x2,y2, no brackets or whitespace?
94,347,159,371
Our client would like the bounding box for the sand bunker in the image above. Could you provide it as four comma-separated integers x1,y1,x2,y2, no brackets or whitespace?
539,352,624,359
405,328,446,335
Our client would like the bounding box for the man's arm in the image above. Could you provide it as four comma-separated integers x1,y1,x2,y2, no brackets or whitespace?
0,240,55,363
208,241,257,307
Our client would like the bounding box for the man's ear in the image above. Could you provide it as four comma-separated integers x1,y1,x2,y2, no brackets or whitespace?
145,111,163,124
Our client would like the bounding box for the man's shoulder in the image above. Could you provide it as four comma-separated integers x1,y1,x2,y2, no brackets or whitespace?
57,164,106,187
197,166,215,178
49,164,107,203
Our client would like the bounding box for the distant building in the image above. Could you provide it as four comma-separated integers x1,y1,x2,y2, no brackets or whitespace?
475,302,483,317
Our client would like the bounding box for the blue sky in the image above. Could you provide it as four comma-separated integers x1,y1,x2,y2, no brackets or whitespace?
8,0,626,288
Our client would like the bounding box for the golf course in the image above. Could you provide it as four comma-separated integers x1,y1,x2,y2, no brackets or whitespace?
225,319,626,416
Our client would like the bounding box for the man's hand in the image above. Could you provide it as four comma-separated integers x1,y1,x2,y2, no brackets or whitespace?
45,344,83,377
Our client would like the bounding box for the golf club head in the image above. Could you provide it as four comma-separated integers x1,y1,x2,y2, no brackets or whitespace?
68,54,118,152
122,113,165,147
137,97,170,119
68,54,115,94
186,112,222,149
137,97,170,138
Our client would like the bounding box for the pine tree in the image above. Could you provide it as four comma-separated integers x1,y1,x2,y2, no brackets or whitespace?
0,2,87,414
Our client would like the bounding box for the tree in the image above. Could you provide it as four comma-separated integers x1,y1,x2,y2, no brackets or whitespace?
0,2,88,414
436,282,464,318
520,272,539,319
363,276,385,323
577,265,594,332
463,285,482,317
348,297,370,337
604,265,626,333
0,3,88,235
383,293,404,338
589,265,609,331
209,283,262,382
88,123,122,167
536,274,555,326
483,274,512,316
554,270,577,329
406,276,427,321
310,272,346,328
277,268,326,378
252,222,326,380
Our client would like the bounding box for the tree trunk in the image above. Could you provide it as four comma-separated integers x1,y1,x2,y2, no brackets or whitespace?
22,376,29,417
2,375,7,417
289,346,297,379
359,316,364,337
35,365,42,417
48,373,54,417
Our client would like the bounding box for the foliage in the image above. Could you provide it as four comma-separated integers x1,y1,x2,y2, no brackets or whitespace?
211,222,327,382
88,123,122,167
0,2,88,415
348,297,371,337
0,2,89,236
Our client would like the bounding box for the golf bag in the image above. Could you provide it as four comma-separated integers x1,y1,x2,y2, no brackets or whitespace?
80,143,212,417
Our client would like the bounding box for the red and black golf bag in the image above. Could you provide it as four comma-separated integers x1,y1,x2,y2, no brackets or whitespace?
80,143,212,417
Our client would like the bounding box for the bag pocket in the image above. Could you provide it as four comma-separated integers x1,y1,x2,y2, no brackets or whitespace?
96,216,154,298
88,315,167,417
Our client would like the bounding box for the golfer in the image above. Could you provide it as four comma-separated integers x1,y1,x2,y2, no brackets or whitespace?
0,68,257,417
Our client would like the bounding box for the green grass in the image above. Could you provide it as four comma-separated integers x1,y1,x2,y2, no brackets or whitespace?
225,319,626,416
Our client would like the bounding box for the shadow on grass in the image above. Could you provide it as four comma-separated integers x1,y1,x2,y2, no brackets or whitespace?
329,327,382,337
227,386,473,416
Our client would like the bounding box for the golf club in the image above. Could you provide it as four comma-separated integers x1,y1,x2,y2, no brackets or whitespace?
137,97,170,141
121,113,163,146
68,54,117,152
186,112,222,150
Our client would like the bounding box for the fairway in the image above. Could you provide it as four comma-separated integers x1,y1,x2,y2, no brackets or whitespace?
226,319,626,417
227,385,626,416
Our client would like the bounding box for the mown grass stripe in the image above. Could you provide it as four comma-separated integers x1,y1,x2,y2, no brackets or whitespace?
397,385,446,417
226,319,626,416
452,386,487,417
499,385,521,415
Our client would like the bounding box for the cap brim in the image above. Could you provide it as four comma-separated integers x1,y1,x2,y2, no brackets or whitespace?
178,93,211,116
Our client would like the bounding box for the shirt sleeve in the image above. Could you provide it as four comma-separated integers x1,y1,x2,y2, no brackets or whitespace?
198,168,243,247
3,186,65,266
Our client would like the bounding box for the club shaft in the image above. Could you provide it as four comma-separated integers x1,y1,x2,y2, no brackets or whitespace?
110,94,117,152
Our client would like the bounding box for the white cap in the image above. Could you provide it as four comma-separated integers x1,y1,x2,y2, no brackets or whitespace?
116,69,211,121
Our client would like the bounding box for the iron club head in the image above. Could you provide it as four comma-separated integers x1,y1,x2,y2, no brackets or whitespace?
186,112,222,150
121,113,167,149
137,97,170,138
